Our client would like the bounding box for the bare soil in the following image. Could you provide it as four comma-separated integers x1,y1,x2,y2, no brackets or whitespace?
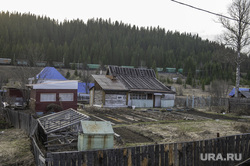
0,111,35,166
0,128,35,166
80,107,250,147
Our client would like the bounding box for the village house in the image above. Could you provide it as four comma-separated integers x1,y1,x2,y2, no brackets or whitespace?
29,80,78,115
90,65,175,108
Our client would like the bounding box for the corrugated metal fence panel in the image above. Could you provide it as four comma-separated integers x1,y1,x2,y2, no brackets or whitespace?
161,100,175,108
131,99,153,108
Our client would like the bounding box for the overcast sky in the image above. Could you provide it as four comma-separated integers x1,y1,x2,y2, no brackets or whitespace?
1,0,232,41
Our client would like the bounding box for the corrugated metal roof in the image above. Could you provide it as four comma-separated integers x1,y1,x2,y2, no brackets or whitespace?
36,67,67,80
80,121,114,134
92,75,128,91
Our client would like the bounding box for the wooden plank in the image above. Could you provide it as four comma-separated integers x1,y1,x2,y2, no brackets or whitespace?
235,135,240,154
181,143,186,166
160,144,165,166
174,143,178,166
77,152,82,166
71,152,77,166
136,146,141,166
193,141,198,166
127,148,132,166
199,141,204,166
155,144,159,166
123,148,128,166
53,153,60,166
168,144,173,166
117,148,122,166
87,151,93,166
186,142,192,166
179,143,183,166
141,146,148,165
148,145,155,166
243,135,248,160
164,145,169,166
131,147,136,166
103,150,108,166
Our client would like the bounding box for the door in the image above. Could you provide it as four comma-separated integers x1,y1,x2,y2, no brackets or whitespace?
154,95,161,107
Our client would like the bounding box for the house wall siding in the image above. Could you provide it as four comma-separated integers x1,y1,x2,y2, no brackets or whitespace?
105,94,126,106
94,90,103,105
34,89,77,113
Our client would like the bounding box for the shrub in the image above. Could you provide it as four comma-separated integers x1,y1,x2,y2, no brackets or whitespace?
46,103,63,113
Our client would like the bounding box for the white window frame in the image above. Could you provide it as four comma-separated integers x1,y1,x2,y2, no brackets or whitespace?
40,93,56,102
117,95,123,100
59,93,74,101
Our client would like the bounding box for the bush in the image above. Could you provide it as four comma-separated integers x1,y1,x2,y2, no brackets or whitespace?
176,77,182,84
46,103,63,113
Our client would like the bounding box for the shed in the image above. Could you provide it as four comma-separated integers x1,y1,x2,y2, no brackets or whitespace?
78,121,114,151
37,108,90,151
29,80,78,115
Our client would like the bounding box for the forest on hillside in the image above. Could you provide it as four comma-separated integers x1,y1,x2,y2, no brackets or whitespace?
1,11,250,85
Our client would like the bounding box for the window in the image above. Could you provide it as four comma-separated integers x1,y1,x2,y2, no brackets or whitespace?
130,93,147,99
40,93,56,102
59,93,74,101
117,95,123,100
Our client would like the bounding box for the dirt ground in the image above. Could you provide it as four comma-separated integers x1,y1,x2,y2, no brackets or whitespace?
0,128,35,166
0,111,35,166
80,107,250,147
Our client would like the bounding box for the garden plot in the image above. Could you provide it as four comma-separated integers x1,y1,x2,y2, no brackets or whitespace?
80,107,250,147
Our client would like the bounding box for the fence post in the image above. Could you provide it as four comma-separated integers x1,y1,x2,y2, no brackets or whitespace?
192,95,194,108
208,96,211,109
186,96,189,108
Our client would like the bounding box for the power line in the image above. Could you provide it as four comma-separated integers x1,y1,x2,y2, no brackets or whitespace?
170,0,243,23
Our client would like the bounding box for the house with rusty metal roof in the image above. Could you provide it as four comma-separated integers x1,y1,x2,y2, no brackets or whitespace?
90,65,175,108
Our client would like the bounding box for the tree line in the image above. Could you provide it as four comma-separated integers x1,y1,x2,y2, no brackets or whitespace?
1,11,250,85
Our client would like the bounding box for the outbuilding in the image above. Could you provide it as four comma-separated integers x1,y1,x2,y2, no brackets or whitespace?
29,80,78,115
78,121,114,151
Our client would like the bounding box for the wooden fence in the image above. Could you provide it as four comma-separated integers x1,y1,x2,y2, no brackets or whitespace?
0,109,46,166
229,98,250,114
1,108,250,166
46,134,250,166
175,96,229,109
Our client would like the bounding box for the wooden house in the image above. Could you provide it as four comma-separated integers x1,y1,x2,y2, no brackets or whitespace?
90,66,175,108
29,80,78,115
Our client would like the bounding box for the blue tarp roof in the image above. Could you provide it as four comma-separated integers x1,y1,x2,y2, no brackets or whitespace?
36,67,67,80
229,88,250,96
78,82,94,94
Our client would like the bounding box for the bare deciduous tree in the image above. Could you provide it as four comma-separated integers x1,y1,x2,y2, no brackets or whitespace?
219,0,250,97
